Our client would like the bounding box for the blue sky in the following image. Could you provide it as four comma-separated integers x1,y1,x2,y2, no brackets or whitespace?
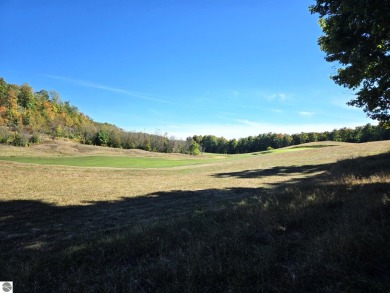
1,0,374,139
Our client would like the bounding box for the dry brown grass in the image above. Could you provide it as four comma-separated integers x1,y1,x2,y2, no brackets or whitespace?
1,140,390,292
1,140,388,206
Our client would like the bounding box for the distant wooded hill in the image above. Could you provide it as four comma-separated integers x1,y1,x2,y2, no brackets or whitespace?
0,77,389,154
194,124,390,154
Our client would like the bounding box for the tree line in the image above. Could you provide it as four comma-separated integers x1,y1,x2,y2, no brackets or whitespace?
0,77,389,155
193,124,390,154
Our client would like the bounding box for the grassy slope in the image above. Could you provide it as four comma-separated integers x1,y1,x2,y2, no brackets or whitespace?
0,140,389,292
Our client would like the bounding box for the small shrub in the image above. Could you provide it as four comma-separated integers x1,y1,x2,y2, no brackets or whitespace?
266,146,274,151
12,132,30,146
0,127,13,144
29,133,41,144
189,140,201,155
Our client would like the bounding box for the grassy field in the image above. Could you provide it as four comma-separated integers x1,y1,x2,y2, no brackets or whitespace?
0,139,389,292
0,148,319,168
0,140,322,168
0,155,224,168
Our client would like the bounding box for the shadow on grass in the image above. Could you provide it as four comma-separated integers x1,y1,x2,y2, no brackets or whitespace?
0,187,258,253
289,144,339,149
213,152,390,180
0,153,389,291
213,164,328,179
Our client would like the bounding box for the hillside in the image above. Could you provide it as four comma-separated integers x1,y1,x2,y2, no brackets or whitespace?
0,77,187,153
0,137,190,158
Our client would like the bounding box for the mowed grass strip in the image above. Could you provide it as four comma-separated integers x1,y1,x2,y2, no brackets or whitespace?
258,147,317,155
0,155,221,168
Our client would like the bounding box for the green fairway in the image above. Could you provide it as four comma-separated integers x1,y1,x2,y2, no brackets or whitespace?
0,155,220,168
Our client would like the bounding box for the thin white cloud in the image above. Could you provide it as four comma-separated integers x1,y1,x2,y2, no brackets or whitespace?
46,74,179,105
267,93,287,101
299,111,315,116
237,119,255,125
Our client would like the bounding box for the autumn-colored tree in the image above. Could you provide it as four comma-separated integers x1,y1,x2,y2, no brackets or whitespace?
18,83,36,110
0,78,8,106
6,88,20,125
0,106,7,125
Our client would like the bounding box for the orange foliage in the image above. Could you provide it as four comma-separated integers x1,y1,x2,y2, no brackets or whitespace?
0,106,7,125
